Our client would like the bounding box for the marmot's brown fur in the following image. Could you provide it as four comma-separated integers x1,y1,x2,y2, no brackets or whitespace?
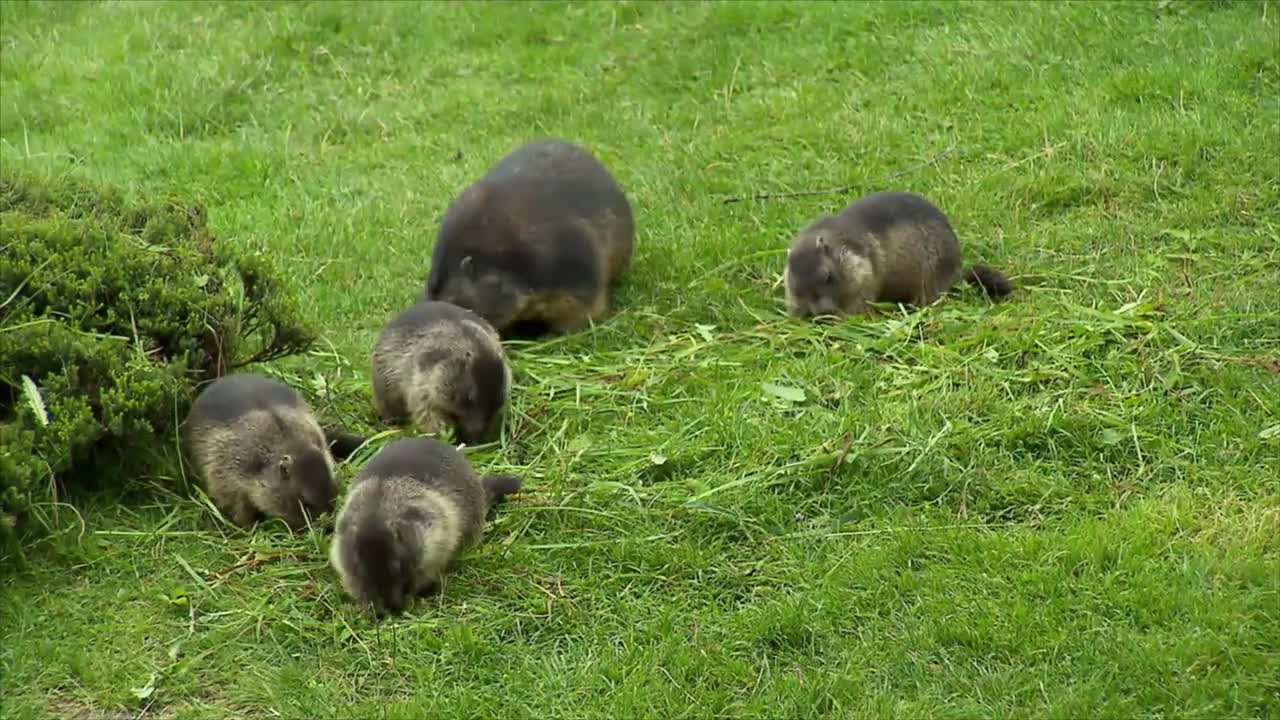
185,373,340,531
424,138,634,338
370,300,510,445
784,191,1013,317
328,437,522,617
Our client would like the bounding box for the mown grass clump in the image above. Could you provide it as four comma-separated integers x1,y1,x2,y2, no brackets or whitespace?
0,169,315,555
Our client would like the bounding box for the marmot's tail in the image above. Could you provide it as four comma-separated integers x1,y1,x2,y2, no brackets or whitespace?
482,474,524,507
964,264,1014,299
325,428,369,461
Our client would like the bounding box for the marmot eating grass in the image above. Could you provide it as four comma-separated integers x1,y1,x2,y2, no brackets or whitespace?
185,373,340,531
784,191,1013,318
370,300,511,445
424,138,635,338
328,436,523,617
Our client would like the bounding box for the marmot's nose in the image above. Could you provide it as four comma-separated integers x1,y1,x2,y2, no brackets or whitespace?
458,427,485,445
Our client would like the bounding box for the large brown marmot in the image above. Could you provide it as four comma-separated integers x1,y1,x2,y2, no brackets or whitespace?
424,138,634,337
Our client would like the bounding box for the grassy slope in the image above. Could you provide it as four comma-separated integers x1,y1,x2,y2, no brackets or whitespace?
1,0,1278,718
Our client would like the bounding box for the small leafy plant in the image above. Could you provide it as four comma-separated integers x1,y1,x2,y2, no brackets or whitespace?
0,168,317,552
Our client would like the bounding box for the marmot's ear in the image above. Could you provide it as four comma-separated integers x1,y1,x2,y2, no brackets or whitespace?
279,454,293,479
459,255,475,278
815,234,828,252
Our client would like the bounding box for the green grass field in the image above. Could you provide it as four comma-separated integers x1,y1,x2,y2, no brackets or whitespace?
2,0,1278,717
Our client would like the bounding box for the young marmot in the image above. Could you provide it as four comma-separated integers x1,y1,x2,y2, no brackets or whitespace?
184,373,340,531
424,138,635,337
370,300,511,445
784,191,1014,317
328,436,523,617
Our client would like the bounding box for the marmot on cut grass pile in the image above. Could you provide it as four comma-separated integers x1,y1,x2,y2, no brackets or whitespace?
784,191,1014,318
424,138,635,338
185,373,343,531
370,300,511,445
329,436,523,617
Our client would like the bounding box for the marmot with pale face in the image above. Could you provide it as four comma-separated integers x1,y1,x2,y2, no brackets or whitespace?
328,436,522,617
785,191,1013,318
